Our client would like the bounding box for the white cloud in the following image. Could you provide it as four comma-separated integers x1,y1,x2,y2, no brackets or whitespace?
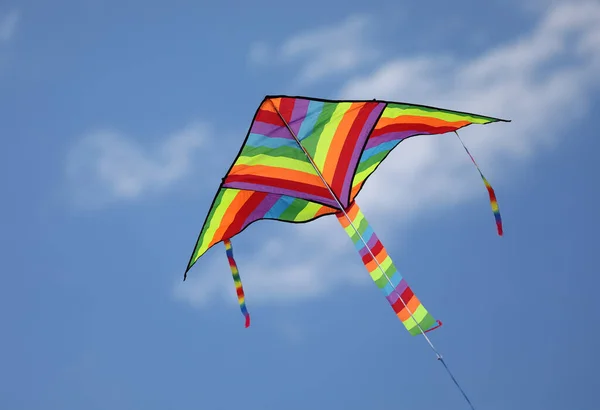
65,122,210,208
0,10,19,43
178,0,600,311
247,14,377,84
338,0,600,215
174,216,367,308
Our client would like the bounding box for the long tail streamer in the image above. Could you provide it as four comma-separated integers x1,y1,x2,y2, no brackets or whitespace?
336,201,442,335
223,238,250,328
455,131,503,236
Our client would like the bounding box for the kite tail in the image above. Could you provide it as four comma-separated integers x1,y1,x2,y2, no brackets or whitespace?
336,202,442,336
455,131,503,236
223,239,250,328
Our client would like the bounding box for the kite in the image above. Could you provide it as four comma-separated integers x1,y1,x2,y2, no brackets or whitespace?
183,95,509,409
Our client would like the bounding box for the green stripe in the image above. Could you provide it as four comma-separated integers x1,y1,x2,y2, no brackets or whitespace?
374,264,396,288
313,102,353,170
278,198,310,221
235,153,316,175
192,188,230,263
355,150,388,175
295,201,323,221
384,103,499,124
240,144,306,162
302,102,339,158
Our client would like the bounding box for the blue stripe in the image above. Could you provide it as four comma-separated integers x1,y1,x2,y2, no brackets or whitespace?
246,133,299,149
297,101,324,141
360,139,402,162
383,270,402,296
265,196,294,219
353,224,375,250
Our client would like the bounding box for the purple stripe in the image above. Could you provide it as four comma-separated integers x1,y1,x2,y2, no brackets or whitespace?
242,193,282,226
289,98,310,136
365,130,433,149
340,103,386,202
386,278,409,304
251,121,295,140
223,181,339,209
358,231,379,258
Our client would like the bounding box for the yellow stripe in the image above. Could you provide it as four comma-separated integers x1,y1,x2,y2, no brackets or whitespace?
234,154,316,175
199,189,239,252
313,103,352,170
382,106,493,124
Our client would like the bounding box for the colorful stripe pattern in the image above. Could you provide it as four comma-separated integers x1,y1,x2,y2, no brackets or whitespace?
336,201,441,336
455,132,503,236
224,239,250,327
223,97,386,208
351,103,503,199
185,96,508,274
186,187,336,272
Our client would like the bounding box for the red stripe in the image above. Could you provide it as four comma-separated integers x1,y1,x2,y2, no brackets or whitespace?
391,287,414,313
331,103,378,198
371,123,461,138
278,97,295,124
255,109,284,127
222,191,269,239
361,239,384,265
223,174,333,202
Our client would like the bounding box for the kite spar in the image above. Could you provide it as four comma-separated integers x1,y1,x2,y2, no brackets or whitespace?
183,95,509,409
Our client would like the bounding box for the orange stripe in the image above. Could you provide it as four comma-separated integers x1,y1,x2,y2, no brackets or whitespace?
210,190,254,244
261,97,281,114
323,103,362,182
376,115,471,129
365,247,388,272
346,201,360,220
315,205,336,218
397,295,422,322
337,201,360,228
229,164,324,188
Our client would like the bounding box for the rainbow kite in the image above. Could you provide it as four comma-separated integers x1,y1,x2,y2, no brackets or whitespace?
183,95,509,409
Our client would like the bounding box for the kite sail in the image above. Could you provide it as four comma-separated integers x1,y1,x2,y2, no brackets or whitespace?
183,95,509,409
184,96,507,325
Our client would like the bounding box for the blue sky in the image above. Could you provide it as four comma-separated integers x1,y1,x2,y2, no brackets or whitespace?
1,0,599,409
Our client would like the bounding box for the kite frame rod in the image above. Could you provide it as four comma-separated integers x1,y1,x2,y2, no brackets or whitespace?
267,98,439,351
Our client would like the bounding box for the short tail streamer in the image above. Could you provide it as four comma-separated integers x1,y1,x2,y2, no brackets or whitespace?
223,238,250,328
455,131,503,236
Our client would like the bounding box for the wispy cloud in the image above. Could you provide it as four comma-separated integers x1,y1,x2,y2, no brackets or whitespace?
65,121,211,208
338,0,600,216
248,14,377,84
0,10,19,44
178,0,600,311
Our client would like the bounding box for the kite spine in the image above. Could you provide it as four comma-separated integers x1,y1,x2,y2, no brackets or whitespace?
267,98,439,341
268,97,477,410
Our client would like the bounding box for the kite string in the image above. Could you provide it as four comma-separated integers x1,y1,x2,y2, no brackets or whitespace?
268,98,475,409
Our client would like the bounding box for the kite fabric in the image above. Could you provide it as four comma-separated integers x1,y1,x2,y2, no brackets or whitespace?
184,96,508,332
336,201,442,335
185,96,508,278
183,95,509,410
